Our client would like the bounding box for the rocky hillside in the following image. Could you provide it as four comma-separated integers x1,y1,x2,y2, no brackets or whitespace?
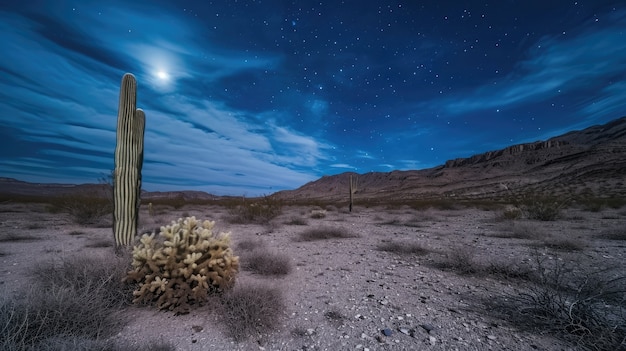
275,116,626,202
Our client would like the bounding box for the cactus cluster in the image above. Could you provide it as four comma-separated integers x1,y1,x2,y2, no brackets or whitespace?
125,216,239,314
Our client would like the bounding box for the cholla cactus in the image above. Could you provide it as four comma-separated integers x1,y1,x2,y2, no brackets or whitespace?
125,216,239,314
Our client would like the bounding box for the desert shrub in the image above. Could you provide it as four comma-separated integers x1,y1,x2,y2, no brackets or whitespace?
0,233,41,242
237,239,292,276
240,248,292,276
219,283,285,341
310,209,327,219
47,195,112,225
498,206,523,220
284,216,308,225
125,216,239,314
490,254,626,351
521,197,566,221
491,222,544,240
0,254,131,350
597,228,626,241
431,245,481,275
227,196,282,224
541,236,586,252
377,241,431,256
297,227,359,241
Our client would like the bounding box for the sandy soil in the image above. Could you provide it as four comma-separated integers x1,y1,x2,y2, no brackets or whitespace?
1,202,624,350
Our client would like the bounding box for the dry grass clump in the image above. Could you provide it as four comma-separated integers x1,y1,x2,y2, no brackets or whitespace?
0,253,132,350
491,222,544,240
432,245,481,275
46,194,112,225
497,206,523,220
237,239,292,276
310,209,327,219
488,253,626,351
227,196,282,224
540,236,586,252
284,216,308,225
296,226,359,241
377,240,431,256
0,233,42,242
218,283,285,341
521,197,566,221
596,228,626,241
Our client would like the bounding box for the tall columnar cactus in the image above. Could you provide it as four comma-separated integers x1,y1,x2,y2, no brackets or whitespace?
113,73,145,247
349,174,358,212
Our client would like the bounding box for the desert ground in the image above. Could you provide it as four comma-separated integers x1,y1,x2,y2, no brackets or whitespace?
1,199,625,351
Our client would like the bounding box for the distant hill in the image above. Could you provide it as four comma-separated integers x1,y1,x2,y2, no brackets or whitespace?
2,116,625,203
0,178,219,201
274,116,626,202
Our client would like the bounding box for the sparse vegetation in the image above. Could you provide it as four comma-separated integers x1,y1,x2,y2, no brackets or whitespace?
521,196,567,221
432,245,480,275
377,240,431,256
0,233,41,242
240,248,292,276
0,254,131,350
488,253,626,351
310,209,327,219
540,236,586,252
597,228,626,241
284,216,308,225
47,194,112,225
218,283,285,341
227,196,283,224
490,222,544,240
297,226,359,241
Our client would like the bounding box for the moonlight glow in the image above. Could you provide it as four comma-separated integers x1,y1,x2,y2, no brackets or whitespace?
156,70,169,81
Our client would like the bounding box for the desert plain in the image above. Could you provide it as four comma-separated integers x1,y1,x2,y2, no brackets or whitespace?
1,198,624,351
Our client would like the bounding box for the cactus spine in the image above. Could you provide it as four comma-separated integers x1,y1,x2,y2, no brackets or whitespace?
113,73,145,247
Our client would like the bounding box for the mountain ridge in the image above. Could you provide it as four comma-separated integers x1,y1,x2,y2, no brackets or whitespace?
1,117,625,202
274,116,626,202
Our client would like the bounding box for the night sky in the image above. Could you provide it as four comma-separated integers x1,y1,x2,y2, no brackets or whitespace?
1,1,625,196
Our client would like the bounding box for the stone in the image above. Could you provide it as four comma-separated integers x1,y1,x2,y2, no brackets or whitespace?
420,324,435,334
429,336,437,345
382,328,393,336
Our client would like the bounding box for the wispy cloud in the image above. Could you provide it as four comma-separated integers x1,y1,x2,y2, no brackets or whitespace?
434,10,626,115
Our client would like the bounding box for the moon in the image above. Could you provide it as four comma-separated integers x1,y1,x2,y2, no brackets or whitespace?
156,70,169,81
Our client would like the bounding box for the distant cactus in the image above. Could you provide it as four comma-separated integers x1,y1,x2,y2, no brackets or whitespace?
349,174,358,212
113,73,145,247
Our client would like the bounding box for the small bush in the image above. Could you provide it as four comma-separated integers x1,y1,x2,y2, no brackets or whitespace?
490,253,626,351
491,222,544,240
432,245,480,275
0,254,131,350
219,283,285,341
597,228,626,241
47,195,112,225
227,196,282,224
522,197,566,221
0,233,41,242
297,227,359,241
284,217,308,225
498,206,523,220
241,248,292,276
310,210,327,219
541,236,586,252
377,241,431,256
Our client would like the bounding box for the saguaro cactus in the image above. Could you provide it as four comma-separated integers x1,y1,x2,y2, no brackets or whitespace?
113,73,145,247
349,174,358,212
